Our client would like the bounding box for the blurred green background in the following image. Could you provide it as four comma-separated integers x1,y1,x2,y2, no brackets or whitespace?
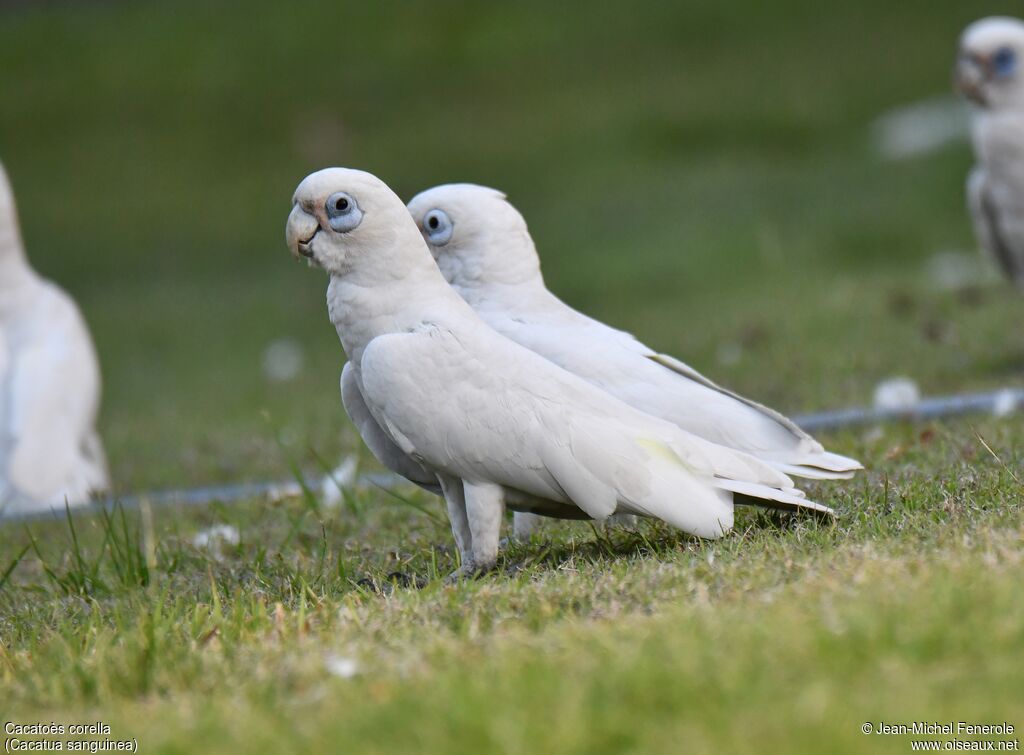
3,5,1024,751
0,0,1020,493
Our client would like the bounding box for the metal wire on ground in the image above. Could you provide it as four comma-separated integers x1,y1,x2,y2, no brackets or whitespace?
2,387,1021,525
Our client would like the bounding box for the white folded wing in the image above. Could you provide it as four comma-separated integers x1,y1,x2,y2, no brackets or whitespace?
340,361,441,494
358,320,832,539
968,166,1024,287
479,294,861,480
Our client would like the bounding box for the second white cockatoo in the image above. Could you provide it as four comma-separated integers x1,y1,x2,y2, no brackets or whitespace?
0,162,109,514
955,16,1024,288
287,167,834,576
406,184,863,485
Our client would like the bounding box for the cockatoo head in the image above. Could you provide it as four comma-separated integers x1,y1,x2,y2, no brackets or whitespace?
407,184,542,289
286,167,426,279
0,161,26,263
955,17,1024,110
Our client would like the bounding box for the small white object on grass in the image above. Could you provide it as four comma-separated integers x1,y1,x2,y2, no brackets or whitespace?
287,168,834,577
192,524,240,551
992,389,1020,418
320,456,359,508
873,377,921,412
324,654,359,679
262,338,305,382
0,161,109,513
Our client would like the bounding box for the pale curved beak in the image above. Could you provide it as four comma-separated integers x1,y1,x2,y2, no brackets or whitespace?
286,203,321,260
954,54,990,105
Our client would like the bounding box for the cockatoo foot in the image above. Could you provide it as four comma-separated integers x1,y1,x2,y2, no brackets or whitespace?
443,560,496,584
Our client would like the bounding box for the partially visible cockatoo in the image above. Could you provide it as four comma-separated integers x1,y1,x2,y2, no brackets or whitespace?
0,162,109,514
406,185,862,474
287,168,834,576
955,16,1024,288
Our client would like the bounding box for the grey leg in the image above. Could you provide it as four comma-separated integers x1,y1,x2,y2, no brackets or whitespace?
463,481,505,573
607,513,639,529
437,475,474,577
512,512,543,541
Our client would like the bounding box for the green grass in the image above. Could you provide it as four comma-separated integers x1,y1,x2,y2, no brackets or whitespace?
1,420,1021,753
1,0,1023,752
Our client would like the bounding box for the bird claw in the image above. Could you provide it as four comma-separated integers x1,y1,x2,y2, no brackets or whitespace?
443,566,474,584
443,559,497,584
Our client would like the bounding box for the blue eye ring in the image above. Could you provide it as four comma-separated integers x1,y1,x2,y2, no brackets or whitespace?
993,46,1017,77
325,191,363,233
423,208,454,246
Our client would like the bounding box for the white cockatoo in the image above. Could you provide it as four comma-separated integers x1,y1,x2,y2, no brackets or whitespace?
955,16,1024,288
287,168,834,576
406,185,861,538
406,184,862,473
0,162,108,514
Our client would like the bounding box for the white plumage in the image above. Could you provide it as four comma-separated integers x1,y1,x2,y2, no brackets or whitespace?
0,162,108,514
406,184,862,486
287,168,833,575
956,17,1024,288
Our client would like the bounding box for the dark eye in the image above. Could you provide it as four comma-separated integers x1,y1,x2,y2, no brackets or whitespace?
993,46,1017,77
423,208,453,246
325,191,363,233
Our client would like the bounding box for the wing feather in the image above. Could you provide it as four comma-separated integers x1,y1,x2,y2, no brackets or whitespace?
969,167,1024,284
359,325,832,536
340,361,440,494
647,352,862,474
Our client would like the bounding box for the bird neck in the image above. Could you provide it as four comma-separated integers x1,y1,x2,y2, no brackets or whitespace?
327,262,471,362
0,170,40,303
0,238,36,301
454,272,549,313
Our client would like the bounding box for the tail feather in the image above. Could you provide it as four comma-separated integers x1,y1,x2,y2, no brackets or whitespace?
800,450,863,473
771,462,856,481
646,353,864,478
713,477,835,519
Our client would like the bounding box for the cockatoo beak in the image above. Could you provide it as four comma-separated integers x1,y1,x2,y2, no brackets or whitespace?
954,53,991,105
286,203,321,260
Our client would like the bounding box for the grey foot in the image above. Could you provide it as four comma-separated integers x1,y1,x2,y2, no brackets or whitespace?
607,513,639,529
443,559,497,584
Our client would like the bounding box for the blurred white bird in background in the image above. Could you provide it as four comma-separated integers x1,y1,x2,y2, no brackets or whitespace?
955,16,1024,289
287,168,834,576
0,162,108,515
